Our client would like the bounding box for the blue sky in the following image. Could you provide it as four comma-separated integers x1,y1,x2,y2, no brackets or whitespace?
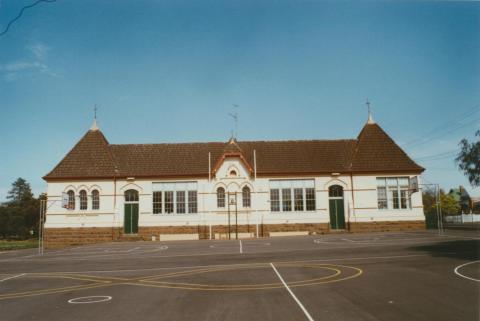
0,0,479,200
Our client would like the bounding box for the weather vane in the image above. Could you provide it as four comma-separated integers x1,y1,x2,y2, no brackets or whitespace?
229,104,239,139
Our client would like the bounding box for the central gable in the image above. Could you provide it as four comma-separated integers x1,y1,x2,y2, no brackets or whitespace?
211,138,254,178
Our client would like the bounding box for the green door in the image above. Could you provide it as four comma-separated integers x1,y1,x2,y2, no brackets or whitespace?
124,203,139,234
329,199,345,229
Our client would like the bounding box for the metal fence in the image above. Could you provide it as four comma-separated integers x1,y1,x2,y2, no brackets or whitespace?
444,213,480,224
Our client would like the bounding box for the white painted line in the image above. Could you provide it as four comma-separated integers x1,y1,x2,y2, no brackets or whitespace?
68,296,112,304
270,263,315,321
239,240,243,254
0,273,25,282
126,247,141,253
454,260,480,282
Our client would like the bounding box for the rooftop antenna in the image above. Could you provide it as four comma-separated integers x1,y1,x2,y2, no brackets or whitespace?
228,104,239,139
91,104,99,131
366,98,375,124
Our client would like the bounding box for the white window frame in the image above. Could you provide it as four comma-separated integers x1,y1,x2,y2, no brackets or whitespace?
377,177,411,210
269,180,316,213
152,182,198,215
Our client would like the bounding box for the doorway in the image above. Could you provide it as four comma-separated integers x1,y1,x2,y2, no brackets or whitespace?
124,189,139,234
329,185,345,230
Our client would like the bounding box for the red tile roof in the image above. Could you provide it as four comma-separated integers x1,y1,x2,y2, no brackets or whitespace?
43,122,424,180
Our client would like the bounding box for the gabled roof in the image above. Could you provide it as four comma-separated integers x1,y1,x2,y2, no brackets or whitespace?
43,120,424,181
350,123,424,173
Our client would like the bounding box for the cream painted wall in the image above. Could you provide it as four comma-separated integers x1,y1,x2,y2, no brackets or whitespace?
44,158,424,229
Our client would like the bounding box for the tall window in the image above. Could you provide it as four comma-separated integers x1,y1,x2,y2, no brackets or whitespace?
79,190,87,210
164,191,174,213
282,189,292,211
153,191,162,214
242,186,251,208
306,188,316,211
294,188,304,211
217,187,225,208
176,191,186,214
188,191,197,213
67,190,75,210
270,189,280,212
377,177,410,210
270,180,315,212
91,190,100,210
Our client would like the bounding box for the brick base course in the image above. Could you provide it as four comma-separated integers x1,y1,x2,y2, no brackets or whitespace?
44,220,425,248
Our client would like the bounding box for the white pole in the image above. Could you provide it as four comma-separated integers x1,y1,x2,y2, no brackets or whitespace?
253,150,257,180
38,200,42,255
208,152,211,182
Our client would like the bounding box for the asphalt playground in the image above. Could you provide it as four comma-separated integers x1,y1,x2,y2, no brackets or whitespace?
0,229,479,321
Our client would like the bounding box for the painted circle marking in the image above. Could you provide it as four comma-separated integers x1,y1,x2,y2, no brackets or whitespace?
454,260,480,282
68,296,112,304
140,263,362,291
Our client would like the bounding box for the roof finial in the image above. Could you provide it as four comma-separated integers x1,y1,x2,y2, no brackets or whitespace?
90,104,99,131
366,98,375,124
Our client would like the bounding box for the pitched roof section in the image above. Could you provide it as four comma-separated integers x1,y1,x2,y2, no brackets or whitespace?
238,140,357,175
43,129,117,179
44,122,424,180
110,142,225,178
350,123,424,173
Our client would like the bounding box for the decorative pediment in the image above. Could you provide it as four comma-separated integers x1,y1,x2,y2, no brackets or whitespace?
211,138,254,177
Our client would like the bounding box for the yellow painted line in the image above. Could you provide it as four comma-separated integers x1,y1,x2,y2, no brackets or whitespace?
0,263,364,298
134,264,363,291
50,273,130,282
34,275,112,284
138,262,307,281
0,282,113,301
141,267,341,288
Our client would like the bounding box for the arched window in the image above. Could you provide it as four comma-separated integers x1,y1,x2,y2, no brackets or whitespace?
229,170,237,177
329,185,344,198
242,186,251,208
67,190,75,210
92,190,100,210
79,190,87,210
217,187,225,208
125,189,139,202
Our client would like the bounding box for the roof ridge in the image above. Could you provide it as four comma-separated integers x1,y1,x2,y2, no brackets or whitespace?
109,139,358,147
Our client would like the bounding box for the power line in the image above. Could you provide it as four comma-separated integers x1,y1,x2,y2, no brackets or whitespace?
402,105,480,148
0,0,56,37
414,149,459,161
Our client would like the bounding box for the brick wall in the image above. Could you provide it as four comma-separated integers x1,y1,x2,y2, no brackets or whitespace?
44,220,425,248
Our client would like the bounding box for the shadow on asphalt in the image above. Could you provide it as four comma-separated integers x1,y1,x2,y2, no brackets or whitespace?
409,239,480,261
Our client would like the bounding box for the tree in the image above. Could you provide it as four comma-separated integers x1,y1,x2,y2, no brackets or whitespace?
456,130,480,187
440,191,461,215
6,178,33,202
0,178,40,239
422,187,437,215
